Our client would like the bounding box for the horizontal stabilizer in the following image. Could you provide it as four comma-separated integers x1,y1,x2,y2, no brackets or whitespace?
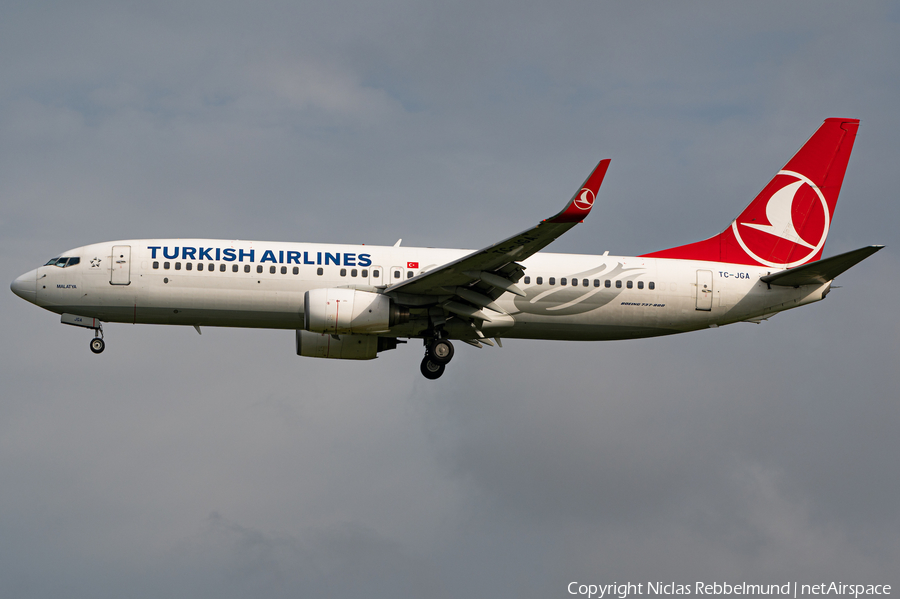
761,245,884,287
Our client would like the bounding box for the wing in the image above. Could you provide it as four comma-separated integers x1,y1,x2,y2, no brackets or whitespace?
384,159,611,324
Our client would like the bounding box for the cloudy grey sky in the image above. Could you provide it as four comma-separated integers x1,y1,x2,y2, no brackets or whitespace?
2,2,899,597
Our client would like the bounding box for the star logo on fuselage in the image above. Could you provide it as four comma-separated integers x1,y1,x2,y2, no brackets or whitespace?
91,258,101,268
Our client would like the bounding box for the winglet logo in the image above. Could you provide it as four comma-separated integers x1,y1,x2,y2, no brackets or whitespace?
731,170,830,268
573,188,595,211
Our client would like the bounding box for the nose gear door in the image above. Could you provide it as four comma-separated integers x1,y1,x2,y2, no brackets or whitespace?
111,245,131,285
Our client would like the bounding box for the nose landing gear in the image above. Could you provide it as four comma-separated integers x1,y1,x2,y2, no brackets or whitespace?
89,326,105,354
60,314,106,354
420,338,454,379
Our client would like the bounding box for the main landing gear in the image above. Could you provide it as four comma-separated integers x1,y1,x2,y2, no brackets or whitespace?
420,338,454,380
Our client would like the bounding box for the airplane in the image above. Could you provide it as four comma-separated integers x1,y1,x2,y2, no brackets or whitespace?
10,118,882,379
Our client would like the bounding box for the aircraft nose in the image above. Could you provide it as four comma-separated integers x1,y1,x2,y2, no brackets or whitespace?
11,270,37,303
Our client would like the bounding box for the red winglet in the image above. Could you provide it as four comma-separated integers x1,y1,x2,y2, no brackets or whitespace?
548,159,611,224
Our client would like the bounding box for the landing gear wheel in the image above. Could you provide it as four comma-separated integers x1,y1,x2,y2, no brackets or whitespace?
90,338,105,354
429,339,454,364
420,356,446,380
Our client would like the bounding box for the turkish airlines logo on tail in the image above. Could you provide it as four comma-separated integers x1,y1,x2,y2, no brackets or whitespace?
731,170,830,268
573,188,595,211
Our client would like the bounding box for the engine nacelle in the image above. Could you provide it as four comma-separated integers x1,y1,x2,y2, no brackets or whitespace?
304,288,408,334
296,330,399,360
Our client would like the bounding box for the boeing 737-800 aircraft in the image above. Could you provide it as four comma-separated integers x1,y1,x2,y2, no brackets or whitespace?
11,118,881,379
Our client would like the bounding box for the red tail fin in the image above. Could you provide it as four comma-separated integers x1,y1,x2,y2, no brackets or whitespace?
641,118,859,268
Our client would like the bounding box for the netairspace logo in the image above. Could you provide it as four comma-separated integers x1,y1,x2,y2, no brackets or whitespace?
567,581,892,598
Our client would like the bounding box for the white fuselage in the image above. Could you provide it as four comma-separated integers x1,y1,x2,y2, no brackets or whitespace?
18,239,829,342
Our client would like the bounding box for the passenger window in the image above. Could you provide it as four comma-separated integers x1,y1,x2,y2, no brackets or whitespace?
209,263,215,271
257,265,263,274
638,281,644,289
270,266,276,274
281,266,287,274
164,262,170,270
340,268,347,277
536,277,543,285
583,279,589,287
407,271,413,278
605,280,611,288
561,278,567,285
549,277,556,285
593,279,600,287
220,264,226,272
351,269,357,277
233,264,238,272
372,269,378,278
524,276,531,284
185,263,192,271
175,262,181,270
153,261,159,269
649,282,655,290
244,265,250,273
626,280,633,289
615,280,622,288
198,263,204,271
293,266,299,275
394,270,400,279
317,267,323,276
362,269,368,277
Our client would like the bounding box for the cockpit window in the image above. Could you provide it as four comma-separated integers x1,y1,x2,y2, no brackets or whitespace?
44,257,80,268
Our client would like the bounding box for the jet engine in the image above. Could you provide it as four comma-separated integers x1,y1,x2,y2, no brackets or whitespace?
296,330,400,360
304,288,408,334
